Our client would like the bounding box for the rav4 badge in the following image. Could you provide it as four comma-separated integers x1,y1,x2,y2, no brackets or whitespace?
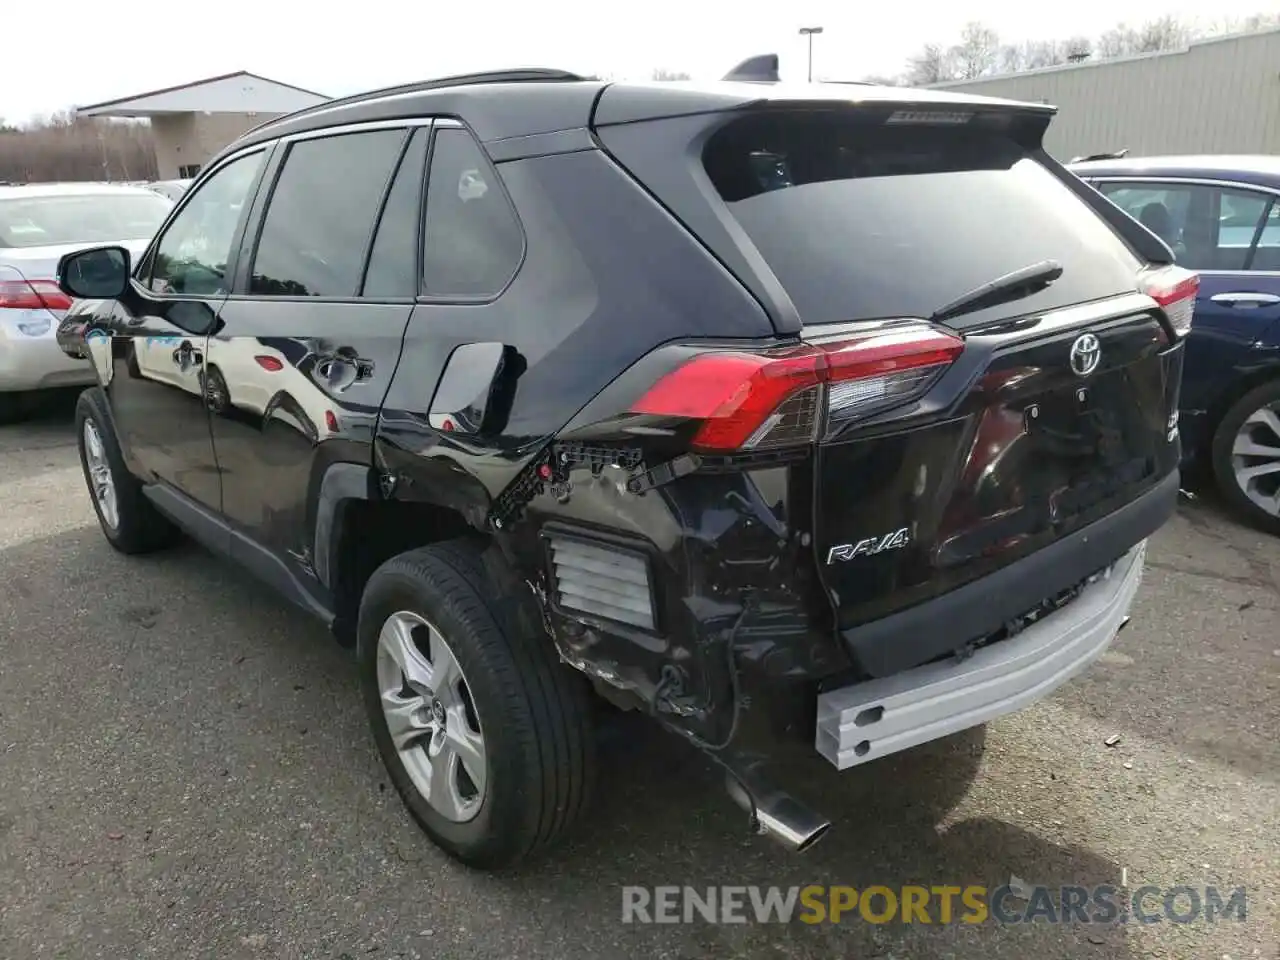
827,528,911,564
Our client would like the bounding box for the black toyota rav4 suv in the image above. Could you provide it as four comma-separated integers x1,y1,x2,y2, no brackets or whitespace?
54,64,1190,868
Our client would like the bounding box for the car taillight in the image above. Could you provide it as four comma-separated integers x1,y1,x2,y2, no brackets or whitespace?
1138,265,1198,338
629,325,964,453
0,279,73,312
255,355,284,371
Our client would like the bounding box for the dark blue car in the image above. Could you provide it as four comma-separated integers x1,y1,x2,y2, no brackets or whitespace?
1070,155,1280,534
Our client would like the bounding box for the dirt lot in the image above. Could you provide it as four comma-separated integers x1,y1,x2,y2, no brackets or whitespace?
1,395,1277,959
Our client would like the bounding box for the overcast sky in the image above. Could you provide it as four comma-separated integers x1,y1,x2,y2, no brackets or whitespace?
2,0,1273,121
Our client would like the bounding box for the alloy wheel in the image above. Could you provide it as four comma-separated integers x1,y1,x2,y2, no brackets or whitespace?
1231,401,1280,518
83,419,119,530
376,611,487,822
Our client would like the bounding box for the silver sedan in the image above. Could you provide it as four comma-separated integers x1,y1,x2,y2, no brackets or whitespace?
0,182,171,422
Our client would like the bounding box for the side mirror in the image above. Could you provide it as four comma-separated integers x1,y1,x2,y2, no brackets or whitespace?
57,245,131,300
429,342,517,436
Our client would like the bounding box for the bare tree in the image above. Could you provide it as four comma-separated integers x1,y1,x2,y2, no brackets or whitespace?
1064,35,1093,62
1099,16,1191,58
651,68,691,81
998,45,1026,74
1135,15,1191,52
0,116,157,183
906,44,956,85
950,21,1001,79
1097,24,1136,58
1242,12,1280,30
1022,40,1067,69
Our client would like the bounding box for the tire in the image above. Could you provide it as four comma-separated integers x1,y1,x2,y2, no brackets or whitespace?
1211,379,1280,536
357,540,595,869
74,388,180,554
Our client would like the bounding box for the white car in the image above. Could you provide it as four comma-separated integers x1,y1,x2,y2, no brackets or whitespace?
0,182,171,422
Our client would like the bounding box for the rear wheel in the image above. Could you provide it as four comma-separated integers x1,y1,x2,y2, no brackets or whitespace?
1211,380,1280,535
357,540,595,869
75,388,180,553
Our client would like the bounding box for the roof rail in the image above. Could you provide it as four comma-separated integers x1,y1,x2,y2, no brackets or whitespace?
723,54,781,83
242,67,589,138
1070,148,1129,163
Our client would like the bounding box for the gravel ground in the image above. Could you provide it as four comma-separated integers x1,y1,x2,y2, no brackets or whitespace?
1,393,1277,960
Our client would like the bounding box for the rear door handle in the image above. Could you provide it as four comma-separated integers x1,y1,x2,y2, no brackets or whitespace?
1209,292,1280,308
315,353,374,382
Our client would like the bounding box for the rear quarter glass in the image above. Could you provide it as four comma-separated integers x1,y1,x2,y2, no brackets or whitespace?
700,112,1144,327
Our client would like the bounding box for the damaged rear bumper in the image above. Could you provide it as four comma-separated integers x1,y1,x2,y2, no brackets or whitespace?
815,540,1146,770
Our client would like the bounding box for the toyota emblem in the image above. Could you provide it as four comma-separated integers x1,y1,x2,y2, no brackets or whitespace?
1070,333,1101,377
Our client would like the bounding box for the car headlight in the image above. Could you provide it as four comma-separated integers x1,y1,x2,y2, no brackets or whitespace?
16,317,52,336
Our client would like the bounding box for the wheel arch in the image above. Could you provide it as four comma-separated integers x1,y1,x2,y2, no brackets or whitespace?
314,462,498,644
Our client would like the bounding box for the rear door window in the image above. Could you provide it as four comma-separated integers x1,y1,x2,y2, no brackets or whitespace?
249,129,406,298
362,127,429,299
701,113,1142,327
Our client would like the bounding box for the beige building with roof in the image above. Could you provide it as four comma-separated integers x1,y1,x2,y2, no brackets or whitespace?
76,71,329,179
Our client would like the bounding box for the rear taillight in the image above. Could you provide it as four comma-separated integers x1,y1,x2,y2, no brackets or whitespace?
0,278,73,312
1138,265,1198,338
255,355,284,371
629,325,964,453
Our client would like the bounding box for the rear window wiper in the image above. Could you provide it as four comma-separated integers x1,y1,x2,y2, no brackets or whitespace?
928,259,1064,325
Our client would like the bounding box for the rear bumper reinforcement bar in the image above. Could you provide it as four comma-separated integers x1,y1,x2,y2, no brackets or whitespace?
816,540,1146,770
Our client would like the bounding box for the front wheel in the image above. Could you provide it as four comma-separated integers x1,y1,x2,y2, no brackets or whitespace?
357,540,595,869
75,388,180,553
1211,380,1280,535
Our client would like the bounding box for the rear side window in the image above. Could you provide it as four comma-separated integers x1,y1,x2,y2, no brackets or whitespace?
421,128,524,298
250,129,406,298
702,113,1142,326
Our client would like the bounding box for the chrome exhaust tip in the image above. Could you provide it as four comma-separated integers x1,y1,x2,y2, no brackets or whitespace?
726,773,832,853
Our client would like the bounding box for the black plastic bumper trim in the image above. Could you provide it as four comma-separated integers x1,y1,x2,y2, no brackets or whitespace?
842,469,1179,678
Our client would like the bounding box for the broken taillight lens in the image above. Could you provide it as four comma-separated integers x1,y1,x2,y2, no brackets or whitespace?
629,325,964,453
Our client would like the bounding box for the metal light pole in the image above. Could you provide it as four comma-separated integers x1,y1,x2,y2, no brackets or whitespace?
799,26,824,82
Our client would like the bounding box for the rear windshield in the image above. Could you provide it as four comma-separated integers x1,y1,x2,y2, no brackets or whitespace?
702,112,1142,326
0,193,172,248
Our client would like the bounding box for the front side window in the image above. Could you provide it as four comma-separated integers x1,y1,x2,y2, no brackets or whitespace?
148,150,265,296
249,129,406,298
421,128,524,299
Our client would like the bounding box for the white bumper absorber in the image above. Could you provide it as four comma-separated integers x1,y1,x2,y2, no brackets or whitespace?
816,541,1146,770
